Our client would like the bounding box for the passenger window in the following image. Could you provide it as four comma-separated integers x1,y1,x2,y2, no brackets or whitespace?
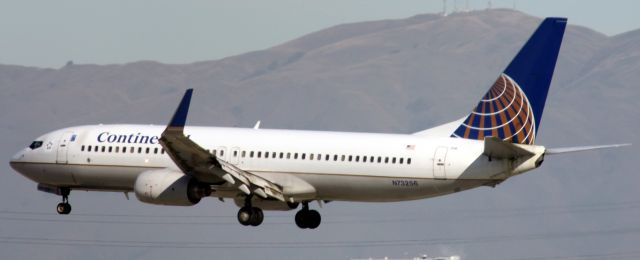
161,148,165,154
341,155,345,161
265,151,269,159
108,146,113,153
101,146,106,152
220,150,224,156
81,145,85,152
317,154,321,161
279,152,283,159
294,153,298,159
407,158,412,165
87,146,92,152
154,148,158,154
115,146,119,153
302,153,306,160
146,147,150,154
310,154,314,160
138,147,142,153
348,155,352,162
377,157,382,163
370,156,375,162
257,151,262,158
287,153,291,159
399,158,404,164
122,146,126,153
355,156,359,162
334,155,338,161
250,151,254,158
213,149,217,156
363,156,367,163
233,150,238,157
385,157,389,163
325,154,330,161
28,141,43,150
131,147,135,153
392,157,396,164
242,151,246,158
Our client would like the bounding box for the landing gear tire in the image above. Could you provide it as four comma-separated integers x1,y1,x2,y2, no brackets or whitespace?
295,210,306,229
56,203,71,215
295,208,321,229
56,188,71,215
306,210,321,229
237,206,264,226
238,207,253,226
249,208,264,226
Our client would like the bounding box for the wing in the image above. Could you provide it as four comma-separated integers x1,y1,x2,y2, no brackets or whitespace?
159,89,285,201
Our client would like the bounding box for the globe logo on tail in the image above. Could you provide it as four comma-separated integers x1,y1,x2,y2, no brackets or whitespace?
451,74,536,145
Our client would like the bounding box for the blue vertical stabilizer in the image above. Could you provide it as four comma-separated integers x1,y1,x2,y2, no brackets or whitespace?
451,17,567,144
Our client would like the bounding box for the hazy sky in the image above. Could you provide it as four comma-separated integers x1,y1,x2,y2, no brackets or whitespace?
1,0,639,68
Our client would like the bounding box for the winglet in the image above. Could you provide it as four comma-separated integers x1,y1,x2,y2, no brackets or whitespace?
167,89,193,128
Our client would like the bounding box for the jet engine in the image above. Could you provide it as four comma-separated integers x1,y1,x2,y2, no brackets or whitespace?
134,170,211,206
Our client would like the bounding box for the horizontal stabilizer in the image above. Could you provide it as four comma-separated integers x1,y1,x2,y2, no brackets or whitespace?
546,143,631,155
484,136,534,160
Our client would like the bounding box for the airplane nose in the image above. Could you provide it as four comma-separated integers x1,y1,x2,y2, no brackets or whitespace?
9,160,18,171
10,150,25,171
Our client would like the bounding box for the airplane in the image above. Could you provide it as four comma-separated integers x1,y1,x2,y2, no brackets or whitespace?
9,17,630,229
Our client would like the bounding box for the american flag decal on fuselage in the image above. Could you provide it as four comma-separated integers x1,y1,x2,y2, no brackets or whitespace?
451,73,536,145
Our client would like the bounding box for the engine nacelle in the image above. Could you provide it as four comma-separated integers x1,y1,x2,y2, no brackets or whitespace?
134,170,211,206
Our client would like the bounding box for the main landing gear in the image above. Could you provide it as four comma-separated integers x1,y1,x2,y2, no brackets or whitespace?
294,202,321,229
235,198,322,229
237,196,264,226
56,188,71,215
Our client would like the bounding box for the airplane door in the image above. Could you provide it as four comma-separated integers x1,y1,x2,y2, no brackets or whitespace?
230,147,240,165
56,132,75,164
433,146,448,179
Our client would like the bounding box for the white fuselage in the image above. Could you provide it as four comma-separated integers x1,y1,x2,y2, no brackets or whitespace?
10,124,541,203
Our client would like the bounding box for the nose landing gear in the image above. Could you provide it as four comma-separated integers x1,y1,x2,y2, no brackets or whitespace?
56,188,71,215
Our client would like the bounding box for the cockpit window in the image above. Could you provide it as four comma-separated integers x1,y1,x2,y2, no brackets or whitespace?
29,141,43,150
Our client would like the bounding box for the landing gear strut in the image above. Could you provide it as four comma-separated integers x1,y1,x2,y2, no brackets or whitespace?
295,201,321,229
236,196,264,226
56,188,71,215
